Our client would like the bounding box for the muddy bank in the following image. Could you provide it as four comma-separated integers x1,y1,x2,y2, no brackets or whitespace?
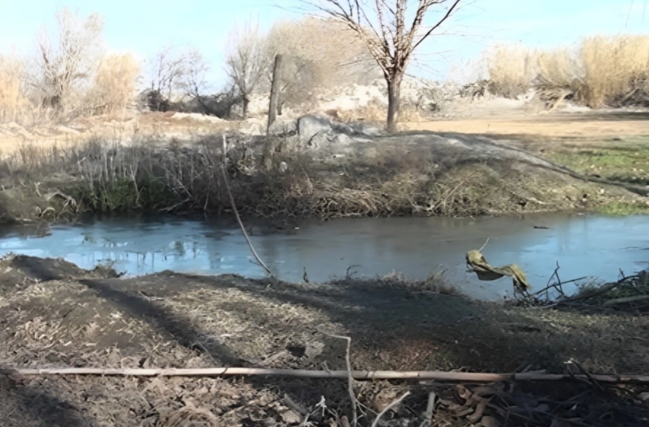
1,255,649,426
0,123,647,224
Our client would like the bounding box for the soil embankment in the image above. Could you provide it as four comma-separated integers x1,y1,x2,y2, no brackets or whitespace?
1,255,649,426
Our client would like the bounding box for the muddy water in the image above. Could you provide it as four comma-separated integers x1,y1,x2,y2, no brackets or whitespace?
0,213,647,301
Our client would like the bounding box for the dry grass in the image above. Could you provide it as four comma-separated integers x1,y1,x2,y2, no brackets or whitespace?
483,44,538,98
0,55,30,123
87,53,140,117
481,34,649,107
264,17,380,110
579,35,649,107
1,128,644,221
337,101,423,125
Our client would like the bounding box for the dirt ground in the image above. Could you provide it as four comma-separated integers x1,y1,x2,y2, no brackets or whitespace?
1,255,649,426
2,109,648,155
402,111,649,138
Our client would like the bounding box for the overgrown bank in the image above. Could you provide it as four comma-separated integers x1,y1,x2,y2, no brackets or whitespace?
1,127,648,224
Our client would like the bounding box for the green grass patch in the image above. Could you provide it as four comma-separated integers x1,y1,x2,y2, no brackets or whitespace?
597,200,649,216
545,138,649,186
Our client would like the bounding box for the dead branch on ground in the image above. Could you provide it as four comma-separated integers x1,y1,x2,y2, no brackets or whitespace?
4,367,649,384
319,331,359,426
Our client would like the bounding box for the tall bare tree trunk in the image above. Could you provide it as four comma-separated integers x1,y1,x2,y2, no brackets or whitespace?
267,54,283,134
242,96,249,118
386,71,403,133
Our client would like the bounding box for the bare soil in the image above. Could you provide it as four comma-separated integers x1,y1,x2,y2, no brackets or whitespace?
402,111,649,138
1,255,649,426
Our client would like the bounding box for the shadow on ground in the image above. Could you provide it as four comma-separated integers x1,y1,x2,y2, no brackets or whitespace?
2,255,649,426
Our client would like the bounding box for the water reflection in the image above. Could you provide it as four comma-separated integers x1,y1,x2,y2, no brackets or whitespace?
0,213,647,301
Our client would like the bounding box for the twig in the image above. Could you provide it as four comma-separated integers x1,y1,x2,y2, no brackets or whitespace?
532,276,588,297
345,264,362,278
371,391,410,427
543,274,640,309
221,135,274,278
603,295,649,306
553,261,566,297
478,238,489,253
5,367,649,383
421,391,437,427
566,359,604,392
319,331,358,427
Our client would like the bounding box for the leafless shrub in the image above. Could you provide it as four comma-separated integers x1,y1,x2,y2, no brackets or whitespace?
146,43,187,102
86,53,140,116
225,22,270,118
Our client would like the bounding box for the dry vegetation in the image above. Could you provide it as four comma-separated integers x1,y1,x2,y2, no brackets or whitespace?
482,35,649,108
0,127,647,224
0,9,139,126
0,55,28,123
261,17,380,113
88,54,140,116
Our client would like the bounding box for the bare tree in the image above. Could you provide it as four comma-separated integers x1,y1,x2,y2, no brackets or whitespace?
146,43,187,102
304,0,462,132
33,7,104,116
224,22,270,118
180,50,210,99
179,49,225,116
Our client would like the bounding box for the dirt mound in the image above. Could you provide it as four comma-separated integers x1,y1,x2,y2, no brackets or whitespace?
290,129,647,217
1,126,647,222
1,256,649,426
0,254,118,291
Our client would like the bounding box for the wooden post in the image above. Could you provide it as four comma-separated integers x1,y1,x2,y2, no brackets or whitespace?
267,54,283,135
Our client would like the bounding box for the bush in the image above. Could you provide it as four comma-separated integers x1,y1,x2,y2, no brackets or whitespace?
86,53,140,116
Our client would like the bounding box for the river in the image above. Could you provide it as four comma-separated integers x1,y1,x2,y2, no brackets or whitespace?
0,213,647,301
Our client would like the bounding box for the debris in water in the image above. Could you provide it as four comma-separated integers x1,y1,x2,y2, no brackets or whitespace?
466,249,532,293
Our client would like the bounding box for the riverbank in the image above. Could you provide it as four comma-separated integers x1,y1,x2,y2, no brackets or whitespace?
1,255,649,426
1,114,648,224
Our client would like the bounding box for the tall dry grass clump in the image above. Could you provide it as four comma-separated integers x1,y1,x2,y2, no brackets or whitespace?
0,55,29,123
480,35,649,108
579,35,649,107
263,17,380,109
87,53,140,116
483,44,538,98
535,47,582,89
